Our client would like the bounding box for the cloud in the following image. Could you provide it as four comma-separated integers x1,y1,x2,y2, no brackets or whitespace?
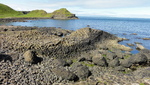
1,0,150,18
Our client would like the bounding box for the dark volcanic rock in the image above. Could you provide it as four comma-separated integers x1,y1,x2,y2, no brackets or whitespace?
115,66,125,71
38,27,119,58
140,49,150,60
92,54,108,67
106,52,117,60
130,53,148,65
109,57,120,67
52,59,68,66
52,67,78,81
121,59,133,68
76,66,91,80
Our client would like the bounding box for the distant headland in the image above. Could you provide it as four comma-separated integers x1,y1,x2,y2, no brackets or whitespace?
0,3,78,19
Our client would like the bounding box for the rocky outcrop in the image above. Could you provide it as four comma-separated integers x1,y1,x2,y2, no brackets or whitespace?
1,26,150,85
51,8,78,19
0,27,132,58
23,50,43,64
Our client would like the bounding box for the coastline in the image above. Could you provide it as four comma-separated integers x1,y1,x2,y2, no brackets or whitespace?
0,26,150,84
0,17,78,22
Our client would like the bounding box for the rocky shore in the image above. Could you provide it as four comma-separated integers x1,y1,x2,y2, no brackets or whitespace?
0,18,51,22
0,26,150,85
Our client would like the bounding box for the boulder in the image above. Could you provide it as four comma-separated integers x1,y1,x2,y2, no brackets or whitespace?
106,52,117,60
140,49,150,62
23,50,37,63
130,53,148,65
115,66,125,71
23,50,42,64
52,59,68,66
80,53,92,61
108,57,120,67
76,66,91,80
136,44,145,50
66,60,73,66
51,67,78,81
120,59,133,68
92,54,108,67
71,62,83,72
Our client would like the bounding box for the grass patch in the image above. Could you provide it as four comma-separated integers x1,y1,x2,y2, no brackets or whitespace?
81,62,95,67
102,54,107,57
139,83,145,85
123,55,131,59
72,59,77,63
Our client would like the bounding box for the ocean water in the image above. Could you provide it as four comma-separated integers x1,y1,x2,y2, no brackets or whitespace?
0,16,150,54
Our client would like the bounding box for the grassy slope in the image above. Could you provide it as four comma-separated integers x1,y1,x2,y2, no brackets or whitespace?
0,3,74,18
17,10,53,18
0,3,23,18
52,8,73,17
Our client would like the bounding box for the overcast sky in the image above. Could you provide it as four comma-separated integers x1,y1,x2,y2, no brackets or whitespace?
1,0,150,18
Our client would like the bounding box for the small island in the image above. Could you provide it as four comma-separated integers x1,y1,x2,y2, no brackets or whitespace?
0,3,78,20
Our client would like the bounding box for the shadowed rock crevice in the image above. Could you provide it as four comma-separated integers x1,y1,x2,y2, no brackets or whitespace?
0,54,12,62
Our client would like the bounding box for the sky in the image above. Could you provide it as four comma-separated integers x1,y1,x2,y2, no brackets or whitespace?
1,0,150,18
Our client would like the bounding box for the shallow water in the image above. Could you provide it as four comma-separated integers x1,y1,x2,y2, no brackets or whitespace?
0,16,150,54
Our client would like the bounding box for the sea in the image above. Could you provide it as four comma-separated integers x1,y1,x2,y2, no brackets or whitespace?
0,16,150,54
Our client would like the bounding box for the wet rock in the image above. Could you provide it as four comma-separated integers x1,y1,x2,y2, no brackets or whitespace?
142,38,150,40
122,38,130,41
130,33,137,35
92,54,108,67
127,43,135,46
136,44,145,50
51,67,78,81
134,42,142,44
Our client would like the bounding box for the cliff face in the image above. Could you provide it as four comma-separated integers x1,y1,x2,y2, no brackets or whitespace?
51,8,78,19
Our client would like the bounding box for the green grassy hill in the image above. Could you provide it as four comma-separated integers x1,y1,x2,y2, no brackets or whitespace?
0,3,78,19
52,8,73,17
0,3,23,18
18,10,52,18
